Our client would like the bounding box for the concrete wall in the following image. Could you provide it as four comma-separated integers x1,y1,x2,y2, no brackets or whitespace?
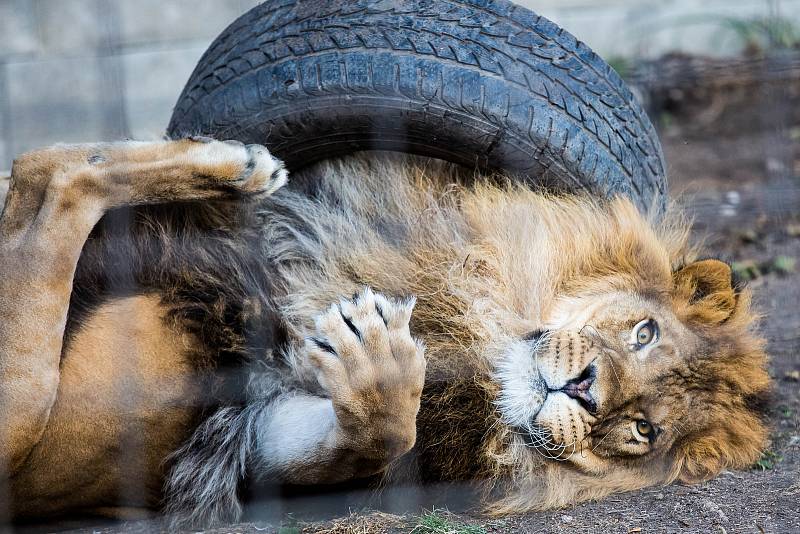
0,0,796,169
0,0,262,167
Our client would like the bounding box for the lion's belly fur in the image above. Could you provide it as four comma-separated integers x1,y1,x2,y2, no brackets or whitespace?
12,295,201,518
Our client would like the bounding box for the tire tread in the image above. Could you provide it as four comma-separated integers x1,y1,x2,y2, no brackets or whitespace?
168,0,666,213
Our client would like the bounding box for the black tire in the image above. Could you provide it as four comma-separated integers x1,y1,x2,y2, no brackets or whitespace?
167,0,667,215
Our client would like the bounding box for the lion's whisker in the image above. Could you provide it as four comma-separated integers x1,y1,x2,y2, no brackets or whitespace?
512,422,579,461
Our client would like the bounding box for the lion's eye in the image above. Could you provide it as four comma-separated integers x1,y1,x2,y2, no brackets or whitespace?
632,419,653,442
631,319,659,348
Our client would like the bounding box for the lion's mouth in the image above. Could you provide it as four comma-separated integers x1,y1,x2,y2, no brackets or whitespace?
555,365,598,414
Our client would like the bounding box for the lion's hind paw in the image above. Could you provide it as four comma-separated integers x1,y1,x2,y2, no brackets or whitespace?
183,137,287,197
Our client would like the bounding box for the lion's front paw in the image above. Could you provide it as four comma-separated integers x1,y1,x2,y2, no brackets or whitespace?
184,136,287,196
305,287,426,460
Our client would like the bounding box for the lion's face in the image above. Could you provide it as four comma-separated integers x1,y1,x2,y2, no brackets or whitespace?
495,258,770,492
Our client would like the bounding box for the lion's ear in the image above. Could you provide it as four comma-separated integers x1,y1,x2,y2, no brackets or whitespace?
673,259,738,324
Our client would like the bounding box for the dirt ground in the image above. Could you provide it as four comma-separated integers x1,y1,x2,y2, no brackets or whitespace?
31,69,800,534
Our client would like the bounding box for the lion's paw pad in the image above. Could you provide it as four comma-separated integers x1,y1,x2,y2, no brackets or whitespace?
305,287,425,399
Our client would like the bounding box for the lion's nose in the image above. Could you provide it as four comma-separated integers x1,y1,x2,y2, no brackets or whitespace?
523,329,548,342
561,368,597,414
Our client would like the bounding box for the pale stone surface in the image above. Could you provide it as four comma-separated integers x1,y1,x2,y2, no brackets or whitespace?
122,44,208,139
117,0,246,46
35,0,116,53
0,0,40,58
0,66,8,168
521,0,800,59
5,56,126,157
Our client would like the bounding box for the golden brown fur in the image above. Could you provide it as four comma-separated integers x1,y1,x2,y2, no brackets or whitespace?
11,295,200,517
0,145,770,526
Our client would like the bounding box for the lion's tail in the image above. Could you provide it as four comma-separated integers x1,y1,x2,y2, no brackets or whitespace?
163,405,258,528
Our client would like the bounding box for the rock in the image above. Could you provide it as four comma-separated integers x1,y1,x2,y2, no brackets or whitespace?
702,499,729,522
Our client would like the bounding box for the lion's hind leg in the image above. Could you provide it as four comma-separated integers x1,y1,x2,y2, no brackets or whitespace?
0,138,287,477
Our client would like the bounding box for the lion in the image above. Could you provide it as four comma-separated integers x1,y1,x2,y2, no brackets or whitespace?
0,139,770,528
